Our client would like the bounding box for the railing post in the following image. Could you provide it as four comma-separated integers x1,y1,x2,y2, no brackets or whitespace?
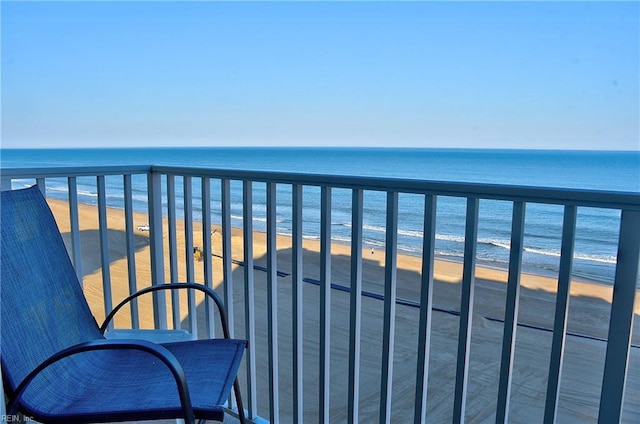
0,365,5,416
292,184,304,424
243,180,258,418
183,176,198,334
36,177,45,195
414,194,437,423
0,168,14,424
221,179,234,336
380,191,398,424
598,209,640,423
97,176,114,329
148,170,167,330
123,174,140,329
348,188,364,424
202,177,215,337
320,186,332,423
67,176,83,282
266,182,280,423
453,197,479,424
0,177,11,191
496,201,527,424
166,175,180,329
543,205,577,423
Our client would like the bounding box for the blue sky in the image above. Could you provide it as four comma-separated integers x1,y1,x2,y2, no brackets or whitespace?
1,1,638,150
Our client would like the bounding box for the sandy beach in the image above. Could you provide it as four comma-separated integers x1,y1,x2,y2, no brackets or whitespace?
47,198,639,423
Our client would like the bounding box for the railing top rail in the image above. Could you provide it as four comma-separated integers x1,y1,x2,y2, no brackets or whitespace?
153,165,640,211
0,165,152,179
1,165,638,210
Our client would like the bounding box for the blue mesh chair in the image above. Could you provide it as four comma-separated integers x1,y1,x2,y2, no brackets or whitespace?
1,186,247,423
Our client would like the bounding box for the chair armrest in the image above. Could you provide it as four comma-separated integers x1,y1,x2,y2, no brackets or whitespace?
7,339,196,423
99,283,232,339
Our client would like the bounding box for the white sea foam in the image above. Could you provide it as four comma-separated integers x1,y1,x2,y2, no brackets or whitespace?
436,234,465,243
252,216,285,224
485,239,511,250
574,253,616,264
46,185,69,194
77,189,98,198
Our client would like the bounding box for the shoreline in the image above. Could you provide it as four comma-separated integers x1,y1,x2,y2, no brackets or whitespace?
45,197,639,314
45,193,618,284
328,234,615,288
26,174,621,286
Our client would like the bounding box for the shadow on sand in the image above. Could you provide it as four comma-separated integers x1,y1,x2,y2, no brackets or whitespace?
182,246,640,423
60,229,149,279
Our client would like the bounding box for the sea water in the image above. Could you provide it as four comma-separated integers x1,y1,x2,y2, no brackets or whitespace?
2,148,639,285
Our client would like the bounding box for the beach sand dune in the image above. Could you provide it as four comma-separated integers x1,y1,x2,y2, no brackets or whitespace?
48,199,639,423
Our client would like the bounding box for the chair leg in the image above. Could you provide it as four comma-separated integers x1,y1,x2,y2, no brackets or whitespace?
233,378,246,424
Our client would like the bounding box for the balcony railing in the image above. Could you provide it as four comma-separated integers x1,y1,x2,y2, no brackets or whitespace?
1,165,639,423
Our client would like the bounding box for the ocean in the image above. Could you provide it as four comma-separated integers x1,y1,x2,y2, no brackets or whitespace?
1,147,639,285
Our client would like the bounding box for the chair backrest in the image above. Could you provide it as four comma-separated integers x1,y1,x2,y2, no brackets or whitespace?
1,186,103,391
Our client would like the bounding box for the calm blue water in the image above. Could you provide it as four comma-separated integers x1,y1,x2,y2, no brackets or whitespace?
2,148,639,285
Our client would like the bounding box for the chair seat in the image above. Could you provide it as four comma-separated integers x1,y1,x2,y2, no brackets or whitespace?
18,338,246,423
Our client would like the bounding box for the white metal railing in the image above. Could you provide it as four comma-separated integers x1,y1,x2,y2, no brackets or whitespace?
1,165,639,423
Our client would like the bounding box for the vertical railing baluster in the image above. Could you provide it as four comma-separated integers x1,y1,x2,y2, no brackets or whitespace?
67,176,83,282
0,367,5,417
453,197,479,424
243,180,258,418
598,209,640,423
148,171,167,330
97,176,114,329
221,179,234,336
543,205,577,422
348,188,364,424
123,174,139,329
202,177,215,338
414,194,437,424
496,201,526,423
0,177,11,191
292,184,304,424
36,177,45,195
220,179,239,420
320,186,332,423
183,176,198,334
380,191,398,424
167,175,180,329
266,182,280,423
